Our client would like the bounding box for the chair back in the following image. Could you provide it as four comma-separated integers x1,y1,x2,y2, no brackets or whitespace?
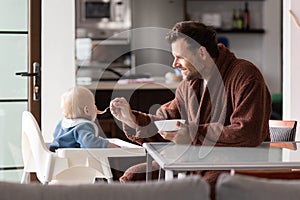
21,111,100,184
21,111,56,184
269,120,297,142
21,111,146,184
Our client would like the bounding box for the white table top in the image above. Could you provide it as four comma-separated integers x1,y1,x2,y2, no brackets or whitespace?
143,142,300,171
57,138,145,158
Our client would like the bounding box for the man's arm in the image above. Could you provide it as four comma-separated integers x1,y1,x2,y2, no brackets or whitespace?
121,98,183,145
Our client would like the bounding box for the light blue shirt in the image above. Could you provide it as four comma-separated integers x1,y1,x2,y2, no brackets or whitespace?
49,118,109,152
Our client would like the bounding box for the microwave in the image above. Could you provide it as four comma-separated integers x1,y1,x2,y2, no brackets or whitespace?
76,0,132,39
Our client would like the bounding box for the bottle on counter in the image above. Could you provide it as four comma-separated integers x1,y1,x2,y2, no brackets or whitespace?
243,1,250,30
231,9,238,29
237,9,244,30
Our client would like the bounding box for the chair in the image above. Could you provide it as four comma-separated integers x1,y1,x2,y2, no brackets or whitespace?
21,111,109,184
269,120,297,142
236,122,299,179
21,111,145,185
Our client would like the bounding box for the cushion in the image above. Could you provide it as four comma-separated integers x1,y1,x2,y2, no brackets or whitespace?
216,173,300,200
270,127,296,141
0,176,209,200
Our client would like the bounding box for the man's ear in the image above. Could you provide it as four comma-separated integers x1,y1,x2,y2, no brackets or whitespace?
199,46,206,59
83,106,89,115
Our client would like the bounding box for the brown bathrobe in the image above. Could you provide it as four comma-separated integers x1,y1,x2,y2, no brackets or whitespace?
119,44,272,196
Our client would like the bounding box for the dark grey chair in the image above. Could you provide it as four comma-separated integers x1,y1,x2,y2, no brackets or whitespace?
269,120,297,142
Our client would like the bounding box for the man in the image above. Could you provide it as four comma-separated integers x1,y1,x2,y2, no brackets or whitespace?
110,21,271,194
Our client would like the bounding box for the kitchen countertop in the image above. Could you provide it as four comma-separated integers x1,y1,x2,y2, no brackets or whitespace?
79,77,180,90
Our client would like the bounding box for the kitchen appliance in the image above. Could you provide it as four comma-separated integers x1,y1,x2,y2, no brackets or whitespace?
76,0,132,39
76,43,135,81
76,0,135,81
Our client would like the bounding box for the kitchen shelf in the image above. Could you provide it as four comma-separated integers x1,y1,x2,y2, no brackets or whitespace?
76,61,131,69
186,0,264,1
216,28,265,34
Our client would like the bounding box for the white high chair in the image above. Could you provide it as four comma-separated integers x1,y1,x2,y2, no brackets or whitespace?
21,111,145,184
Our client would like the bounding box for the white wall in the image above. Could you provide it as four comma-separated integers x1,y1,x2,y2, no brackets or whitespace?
42,0,76,142
283,0,300,159
262,0,282,94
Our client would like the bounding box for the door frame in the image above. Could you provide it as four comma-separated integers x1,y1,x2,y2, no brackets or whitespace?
28,0,41,125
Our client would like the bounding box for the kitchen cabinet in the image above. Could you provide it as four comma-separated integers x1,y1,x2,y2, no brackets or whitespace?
131,0,185,77
95,89,175,140
85,80,178,140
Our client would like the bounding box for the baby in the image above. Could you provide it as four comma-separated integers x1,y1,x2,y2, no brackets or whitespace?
49,86,119,152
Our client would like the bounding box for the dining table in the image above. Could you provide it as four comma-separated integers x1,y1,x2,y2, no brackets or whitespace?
143,142,300,181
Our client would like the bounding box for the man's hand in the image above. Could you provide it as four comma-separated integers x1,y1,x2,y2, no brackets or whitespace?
110,97,137,128
158,121,192,144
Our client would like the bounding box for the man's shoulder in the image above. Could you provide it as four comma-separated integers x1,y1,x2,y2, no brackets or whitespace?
229,59,265,81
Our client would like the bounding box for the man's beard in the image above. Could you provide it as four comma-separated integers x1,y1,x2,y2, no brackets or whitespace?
185,71,201,81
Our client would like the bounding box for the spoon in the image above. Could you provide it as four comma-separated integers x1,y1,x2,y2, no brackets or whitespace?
97,107,110,115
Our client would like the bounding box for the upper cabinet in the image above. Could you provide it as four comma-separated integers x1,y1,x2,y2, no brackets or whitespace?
184,0,282,94
131,0,185,77
184,0,265,34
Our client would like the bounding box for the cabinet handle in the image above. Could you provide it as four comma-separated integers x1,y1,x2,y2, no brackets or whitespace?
289,10,300,29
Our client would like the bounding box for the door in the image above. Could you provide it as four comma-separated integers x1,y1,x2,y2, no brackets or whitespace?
0,0,41,182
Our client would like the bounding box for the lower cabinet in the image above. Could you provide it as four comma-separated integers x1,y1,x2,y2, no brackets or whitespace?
94,89,176,140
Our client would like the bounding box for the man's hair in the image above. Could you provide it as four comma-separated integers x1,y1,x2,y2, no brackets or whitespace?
61,86,94,119
166,21,219,58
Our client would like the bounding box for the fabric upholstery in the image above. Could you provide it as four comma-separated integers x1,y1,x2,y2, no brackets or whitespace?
216,173,300,200
119,162,224,200
270,127,296,142
0,176,209,200
269,120,297,142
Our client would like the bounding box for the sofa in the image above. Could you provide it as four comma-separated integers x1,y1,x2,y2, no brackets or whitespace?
216,173,300,200
0,176,209,200
2,174,300,200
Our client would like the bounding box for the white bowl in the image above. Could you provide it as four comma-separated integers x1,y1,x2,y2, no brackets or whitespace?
154,119,186,132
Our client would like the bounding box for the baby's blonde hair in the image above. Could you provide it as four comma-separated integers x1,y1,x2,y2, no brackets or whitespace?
60,86,94,119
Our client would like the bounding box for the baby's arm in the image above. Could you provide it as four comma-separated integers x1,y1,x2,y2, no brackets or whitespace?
76,124,117,148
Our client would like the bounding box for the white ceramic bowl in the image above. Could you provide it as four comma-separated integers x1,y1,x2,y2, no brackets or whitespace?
154,119,186,132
